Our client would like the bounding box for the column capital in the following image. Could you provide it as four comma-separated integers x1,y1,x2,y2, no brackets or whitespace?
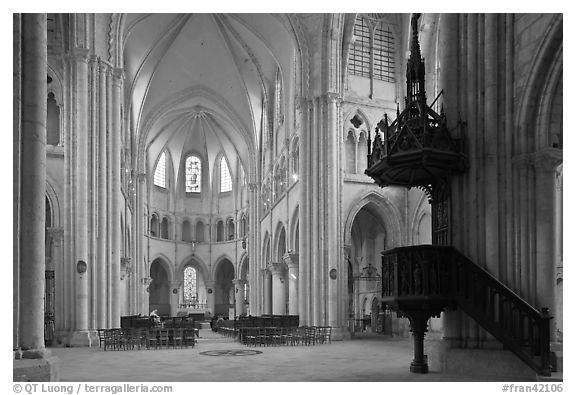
530,147,563,171
325,92,342,105
260,268,271,276
69,47,90,63
169,280,183,290
282,252,299,268
98,58,111,73
268,262,287,275
233,279,247,286
111,67,125,81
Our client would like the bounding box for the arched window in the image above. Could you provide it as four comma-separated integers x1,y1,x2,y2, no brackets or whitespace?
183,266,198,303
45,196,52,228
373,22,395,82
240,214,247,238
227,219,235,241
185,155,202,193
274,68,283,127
216,220,224,242
195,221,205,242
349,16,395,83
220,156,232,193
346,131,357,174
47,92,60,146
182,220,191,242
357,132,368,174
291,137,299,182
154,151,167,188
350,17,371,78
150,214,159,237
161,217,169,239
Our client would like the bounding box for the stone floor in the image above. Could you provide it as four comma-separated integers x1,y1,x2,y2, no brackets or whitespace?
49,329,526,382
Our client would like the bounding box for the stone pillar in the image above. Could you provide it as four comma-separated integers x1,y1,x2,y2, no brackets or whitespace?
283,253,299,316
247,182,260,314
205,281,216,317
52,230,64,334
531,148,562,342
110,68,123,328
298,98,312,326
137,174,147,314
262,269,272,315
233,279,247,317
96,60,108,329
326,93,342,335
18,13,48,356
69,46,92,347
169,281,181,317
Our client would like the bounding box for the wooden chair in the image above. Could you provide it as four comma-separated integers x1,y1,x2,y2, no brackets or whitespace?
158,328,171,348
171,328,184,348
102,329,117,351
96,329,107,348
182,328,196,348
145,328,159,350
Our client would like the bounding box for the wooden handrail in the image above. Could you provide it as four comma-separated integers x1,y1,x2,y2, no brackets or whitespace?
381,245,552,376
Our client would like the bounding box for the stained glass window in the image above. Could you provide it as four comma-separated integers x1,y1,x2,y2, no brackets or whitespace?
154,152,167,188
183,266,197,303
185,155,202,192
350,17,371,78
373,22,395,82
220,156,232,193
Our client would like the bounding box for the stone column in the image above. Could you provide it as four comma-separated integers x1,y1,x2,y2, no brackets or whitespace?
18,13,48,357
283,253,299,316
169,281,181,317
233,279,247,317
531,148,562,342
110,68,123,328
326,93,342,334
69,46,91,347
96,60,108,329
52,230,64,334
137,173,147,314
247,183,260,314
205,281,216,317
262,269,272,315
270,263,287,315
298,98,312,326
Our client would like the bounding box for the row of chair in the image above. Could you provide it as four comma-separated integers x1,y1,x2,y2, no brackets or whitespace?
237,326,332,347
97,328,197,351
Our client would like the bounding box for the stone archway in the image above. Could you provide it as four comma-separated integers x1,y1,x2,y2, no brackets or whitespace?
149,258,171,316
214,258,235,317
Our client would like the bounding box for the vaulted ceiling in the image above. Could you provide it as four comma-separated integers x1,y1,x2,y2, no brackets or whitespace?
122,13,298,184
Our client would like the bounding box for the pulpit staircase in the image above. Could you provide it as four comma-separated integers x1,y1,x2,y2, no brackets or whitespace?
381,245,552,376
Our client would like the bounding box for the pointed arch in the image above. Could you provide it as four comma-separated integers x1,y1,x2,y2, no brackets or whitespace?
290,205,299,253
176,254,211,284
148,253,174,282
516,14,563,153
343,190,404,248
273,221,287,262
45,178,61,228
212,254,236,280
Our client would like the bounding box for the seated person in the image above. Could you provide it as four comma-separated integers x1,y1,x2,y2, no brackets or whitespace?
150,309,161,326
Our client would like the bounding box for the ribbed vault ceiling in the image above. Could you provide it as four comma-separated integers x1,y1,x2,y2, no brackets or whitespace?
122,13,297,183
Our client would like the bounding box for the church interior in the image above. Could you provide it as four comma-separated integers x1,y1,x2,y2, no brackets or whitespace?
13,12,563,382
